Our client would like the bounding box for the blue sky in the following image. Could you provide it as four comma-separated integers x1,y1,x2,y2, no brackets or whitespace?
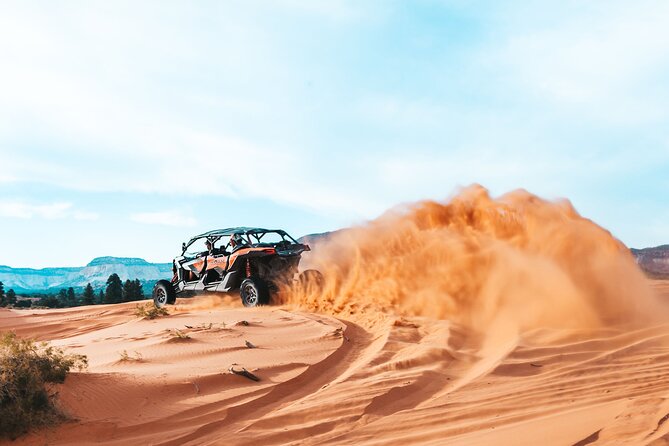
0,0,668,268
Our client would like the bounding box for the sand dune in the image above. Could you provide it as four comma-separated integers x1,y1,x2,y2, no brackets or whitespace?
0,281,666,445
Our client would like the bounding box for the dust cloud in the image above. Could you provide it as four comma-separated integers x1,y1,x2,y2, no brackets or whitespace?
283,185,662,333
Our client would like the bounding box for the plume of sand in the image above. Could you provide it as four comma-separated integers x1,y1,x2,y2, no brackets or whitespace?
282,185,662,334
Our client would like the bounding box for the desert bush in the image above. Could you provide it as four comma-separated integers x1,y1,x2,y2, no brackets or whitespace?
134,302,169,319
0,332,87,439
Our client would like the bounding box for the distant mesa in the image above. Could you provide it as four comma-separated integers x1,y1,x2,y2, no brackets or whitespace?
631,245,669,279
0,257,172,293
87,257,151,267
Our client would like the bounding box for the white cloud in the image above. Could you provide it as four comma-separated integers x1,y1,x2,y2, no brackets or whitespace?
0,2,376,219
73,211,100,221
130,211,197,227
356,96,458,129
0,201,72,219
486,1,669,124
0,0,667,246
275,0,375,22
0,201,100,221
0,172,15,183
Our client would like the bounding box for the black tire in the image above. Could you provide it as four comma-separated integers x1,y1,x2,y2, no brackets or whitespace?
298,269,324,290
153,280,176,308
240,277,270,307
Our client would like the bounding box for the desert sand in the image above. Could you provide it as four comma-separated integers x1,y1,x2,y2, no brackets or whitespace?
0,282,667,445
4,188,669,445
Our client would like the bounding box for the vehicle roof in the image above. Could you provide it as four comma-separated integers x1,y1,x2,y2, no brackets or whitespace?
189,227,287,240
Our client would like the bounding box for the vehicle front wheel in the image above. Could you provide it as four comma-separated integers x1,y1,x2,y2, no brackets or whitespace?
240,277,270,307
153,280,176,308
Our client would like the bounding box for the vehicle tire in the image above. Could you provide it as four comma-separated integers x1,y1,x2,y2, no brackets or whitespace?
240,277,270,307
298,269,324,290
153,280,176,308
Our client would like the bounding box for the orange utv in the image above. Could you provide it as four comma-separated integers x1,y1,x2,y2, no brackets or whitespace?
152,227,322,307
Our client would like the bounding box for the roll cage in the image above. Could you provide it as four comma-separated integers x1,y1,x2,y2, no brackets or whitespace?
181,227,301,256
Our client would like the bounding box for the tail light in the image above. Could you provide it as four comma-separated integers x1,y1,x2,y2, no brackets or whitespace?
246,259,251,278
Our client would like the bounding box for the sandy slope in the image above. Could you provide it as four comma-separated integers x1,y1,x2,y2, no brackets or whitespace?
0,282,667,445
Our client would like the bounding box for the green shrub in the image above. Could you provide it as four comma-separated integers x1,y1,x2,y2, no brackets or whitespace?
0,332,87,439
135,302,169,319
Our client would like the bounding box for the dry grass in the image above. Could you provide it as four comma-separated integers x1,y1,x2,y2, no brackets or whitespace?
118,350,143,362
135,302,169,319
171,329,191,340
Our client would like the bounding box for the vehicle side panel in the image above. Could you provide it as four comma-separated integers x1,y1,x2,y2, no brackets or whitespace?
213,270,242,292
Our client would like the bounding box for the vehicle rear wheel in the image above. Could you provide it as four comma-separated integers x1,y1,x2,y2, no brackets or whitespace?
240,277,270,307
153,280,176,308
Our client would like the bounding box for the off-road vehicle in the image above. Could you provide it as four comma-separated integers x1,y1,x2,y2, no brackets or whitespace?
152,227,322,307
